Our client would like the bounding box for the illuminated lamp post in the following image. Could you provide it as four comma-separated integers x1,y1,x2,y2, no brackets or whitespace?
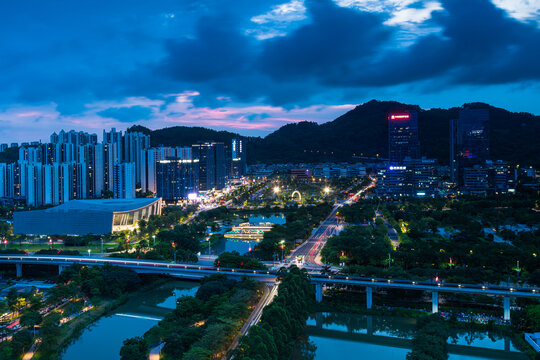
172,242,177,263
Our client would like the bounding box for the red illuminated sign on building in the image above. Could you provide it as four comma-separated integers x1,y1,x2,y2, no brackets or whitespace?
390,114,410,120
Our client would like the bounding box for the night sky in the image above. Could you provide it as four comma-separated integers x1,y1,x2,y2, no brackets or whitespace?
1,0,539,142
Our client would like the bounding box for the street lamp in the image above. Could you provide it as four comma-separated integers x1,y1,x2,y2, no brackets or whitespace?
280,240,285,261
172,242,177,263
87,249,91,257
152,234,156,248
323,187,330,195
273,186,280,194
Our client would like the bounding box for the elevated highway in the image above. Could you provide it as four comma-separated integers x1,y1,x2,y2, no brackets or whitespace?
1,255,538,321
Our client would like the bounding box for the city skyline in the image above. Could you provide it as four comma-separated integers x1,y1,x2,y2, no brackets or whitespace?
1,0,539,143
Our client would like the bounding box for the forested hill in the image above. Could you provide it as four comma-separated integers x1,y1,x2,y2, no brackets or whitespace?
129,100,539,166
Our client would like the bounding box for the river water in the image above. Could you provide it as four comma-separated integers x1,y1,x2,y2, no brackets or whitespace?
307,313,527,360
61,280,199,360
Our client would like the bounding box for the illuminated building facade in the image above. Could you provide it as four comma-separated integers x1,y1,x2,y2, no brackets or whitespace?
450,108,489,185
388,111,420,165
156,158,198,202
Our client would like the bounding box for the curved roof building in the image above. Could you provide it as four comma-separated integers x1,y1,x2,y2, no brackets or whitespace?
13,198,161,235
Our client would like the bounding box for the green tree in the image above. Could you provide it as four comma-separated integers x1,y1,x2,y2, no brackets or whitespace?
120,337,147,360
20,311,43,327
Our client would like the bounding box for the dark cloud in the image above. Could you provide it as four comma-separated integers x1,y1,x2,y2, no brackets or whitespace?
98,106,153,122
342,0,540,86
157,15,254,82
258,0,391,80
0,0,538,114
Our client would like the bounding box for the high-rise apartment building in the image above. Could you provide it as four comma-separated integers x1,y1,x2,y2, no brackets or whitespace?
124,131,150,186
113,162,136,199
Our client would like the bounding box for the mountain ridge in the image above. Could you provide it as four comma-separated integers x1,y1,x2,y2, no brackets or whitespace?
127,100,539,166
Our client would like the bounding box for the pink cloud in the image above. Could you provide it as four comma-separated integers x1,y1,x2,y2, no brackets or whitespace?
0,96,355,142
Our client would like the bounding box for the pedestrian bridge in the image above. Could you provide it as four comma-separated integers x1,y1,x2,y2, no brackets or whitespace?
1,255,539,321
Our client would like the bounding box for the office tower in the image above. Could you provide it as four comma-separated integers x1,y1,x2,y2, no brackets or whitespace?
0,144,8,152
10,143,18,148
156,159,198,202
450,108,489,185
376,157,439,197
114,162,136,199
124,131,150,185
192,143,216,191
404,157,439,196
487,160,514,193
376,165,411,197
388,111,420,165
213,142,226,190
231,138,246,178
463,165,489,194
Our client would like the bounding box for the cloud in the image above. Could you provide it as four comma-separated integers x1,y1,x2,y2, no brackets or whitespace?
258,0,392,80
97,106,153,122
342,0,540,86
0,0,538,130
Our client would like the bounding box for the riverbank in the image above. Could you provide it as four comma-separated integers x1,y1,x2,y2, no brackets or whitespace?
36,278,170,359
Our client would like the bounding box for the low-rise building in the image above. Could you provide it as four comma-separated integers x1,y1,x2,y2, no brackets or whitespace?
13,198,162,235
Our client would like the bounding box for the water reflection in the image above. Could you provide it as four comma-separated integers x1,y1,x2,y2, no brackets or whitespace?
306,313,527,360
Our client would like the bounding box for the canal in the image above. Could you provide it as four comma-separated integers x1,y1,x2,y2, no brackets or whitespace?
306,313,527,360
61,280,199,360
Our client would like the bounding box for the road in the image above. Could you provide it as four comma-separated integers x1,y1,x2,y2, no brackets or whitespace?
148,342,164,360
226,283,279,359
375,210,399,248
287,205,341,268
287,177,376,269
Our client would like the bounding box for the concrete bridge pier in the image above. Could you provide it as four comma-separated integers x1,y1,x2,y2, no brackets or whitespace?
315,283,323,303
432,291,439,313
503,296,511,321
58,265,67,274
315,312,323,328
16,263,22,277
366,315,373,335
366,286,373,309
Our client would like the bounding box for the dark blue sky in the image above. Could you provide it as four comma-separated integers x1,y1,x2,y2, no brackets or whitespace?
0,0,539,142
